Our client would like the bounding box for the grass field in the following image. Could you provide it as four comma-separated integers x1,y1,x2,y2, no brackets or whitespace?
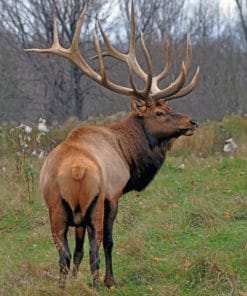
0,155,246,295
0,116,246,295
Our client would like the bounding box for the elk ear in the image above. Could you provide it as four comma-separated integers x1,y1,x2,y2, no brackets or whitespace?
137,105,147,113
131,96,147,114
136,105,147,118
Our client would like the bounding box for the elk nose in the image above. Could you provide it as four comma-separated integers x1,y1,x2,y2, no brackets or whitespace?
190,119,198,128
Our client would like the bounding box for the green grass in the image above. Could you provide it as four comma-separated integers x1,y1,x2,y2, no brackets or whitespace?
0,154,246,296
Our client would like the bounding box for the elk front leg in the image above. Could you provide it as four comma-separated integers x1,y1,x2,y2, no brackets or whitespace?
72,226,86,277
103,199,118,288
49,201,71,288
86,196,104,288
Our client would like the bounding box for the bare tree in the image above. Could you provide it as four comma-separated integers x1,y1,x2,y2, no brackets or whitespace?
0,0,246,123
1,0,111,122
235,0,247,49
169,0,247,119
116,0,185,42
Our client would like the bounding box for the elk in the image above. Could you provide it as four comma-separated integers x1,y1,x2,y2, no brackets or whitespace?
25,0,199,289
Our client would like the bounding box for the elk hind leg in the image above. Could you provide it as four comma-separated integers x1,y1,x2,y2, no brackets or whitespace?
72,226,86,277
86,195,104,288
49,200,71,288
103,199,118,288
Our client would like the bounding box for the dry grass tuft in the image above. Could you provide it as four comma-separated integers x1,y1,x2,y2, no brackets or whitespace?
121,226,147,257
185,210,220,228
0,261,97,296
156,285,181,296
181,197,221,230
186,256,237,296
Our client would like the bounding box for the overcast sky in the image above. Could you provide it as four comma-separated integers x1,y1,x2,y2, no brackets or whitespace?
185,0,237,17
219,0,237,13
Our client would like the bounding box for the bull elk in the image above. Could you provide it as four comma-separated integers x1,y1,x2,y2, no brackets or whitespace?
25,0,199,289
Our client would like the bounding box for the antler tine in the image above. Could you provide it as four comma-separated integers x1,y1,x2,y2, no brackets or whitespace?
52,16,60,49
127,0,154,104
97,21,127,62
139,32,153,98
128,33,153,103
94,30,107,83
184,33,192,72
93,0,153,105
91,20,147,83
150,33,200,101
164,66,200,101
128,31,153,100
151,38,172,93
127,0,148,82
160,35,199,102
94,29,139,97
91,0,148,86
151,62,187,101
94,30,137,96
129,0,136,56
24,16,62,54
71,0,88,51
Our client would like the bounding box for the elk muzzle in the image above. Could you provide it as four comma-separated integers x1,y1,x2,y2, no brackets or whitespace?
177,118,198,136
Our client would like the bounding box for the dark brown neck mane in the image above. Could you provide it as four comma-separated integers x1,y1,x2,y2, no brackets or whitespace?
111,114,171,193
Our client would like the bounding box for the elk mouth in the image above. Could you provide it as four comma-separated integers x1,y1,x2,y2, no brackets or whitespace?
183,129,194,136
177,125,198,136
177,128,194,136
177,120,198,136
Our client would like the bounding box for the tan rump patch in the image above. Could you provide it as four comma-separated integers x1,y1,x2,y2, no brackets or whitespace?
71,165,85,180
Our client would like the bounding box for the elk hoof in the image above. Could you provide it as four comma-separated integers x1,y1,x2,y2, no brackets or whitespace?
93,278,100,290
104,277,116,289
59,279,66,289
72,266,78,278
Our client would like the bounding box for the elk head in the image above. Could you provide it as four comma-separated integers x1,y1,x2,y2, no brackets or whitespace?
25,0,199,141
138,101,198,142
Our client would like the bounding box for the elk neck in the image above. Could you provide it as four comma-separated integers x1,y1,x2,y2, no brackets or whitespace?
111,113,171,193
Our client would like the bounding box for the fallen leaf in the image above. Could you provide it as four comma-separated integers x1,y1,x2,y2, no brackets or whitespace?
43,268,59,280
191,197,197,205
190,180,196,187
25,207,32,214
183,259,192,270
170,203,179,209
152,257,167,263
153,257,160,263
164,222,172,230
13,208,20,214
117,244,126,253
223,211,232,221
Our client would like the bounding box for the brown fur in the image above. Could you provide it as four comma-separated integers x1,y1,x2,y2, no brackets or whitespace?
40,101,197,288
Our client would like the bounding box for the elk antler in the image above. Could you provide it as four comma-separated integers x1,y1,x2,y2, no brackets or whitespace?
25,0,199,111
94,1,199,104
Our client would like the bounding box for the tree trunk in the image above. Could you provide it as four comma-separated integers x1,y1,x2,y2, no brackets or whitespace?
73,66,84,119
235,0,247,49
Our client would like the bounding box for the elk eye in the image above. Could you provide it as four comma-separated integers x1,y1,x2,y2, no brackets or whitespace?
155,111,165,117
